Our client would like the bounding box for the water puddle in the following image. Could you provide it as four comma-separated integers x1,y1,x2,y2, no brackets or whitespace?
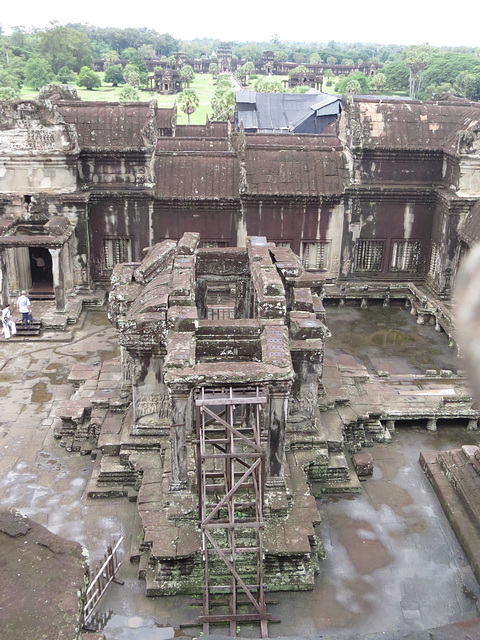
326,306,459,374
89,613,181,639
35,451,69,478
31,381,52,404
369,329,418,346
87,312,111,327
44,362,70,385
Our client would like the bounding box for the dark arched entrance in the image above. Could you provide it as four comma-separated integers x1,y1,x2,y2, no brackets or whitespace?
29,247,54,297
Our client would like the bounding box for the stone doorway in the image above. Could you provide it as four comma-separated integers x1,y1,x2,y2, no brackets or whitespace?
29,247,54,298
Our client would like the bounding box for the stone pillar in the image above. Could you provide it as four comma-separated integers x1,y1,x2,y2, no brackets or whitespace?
416,314,425,325
386,419,395,434
61,238,75,294
426,417,437,432
131,354,168,433
121,347,132,398
467,418,478,431
50,248,66,312
170,384,191,491
267,384,289,480
235,278,248,319
289,348,321,425
9,247,30,293
361,298,368,308
435,319,443,332
196,279,207,319
0,250,8,306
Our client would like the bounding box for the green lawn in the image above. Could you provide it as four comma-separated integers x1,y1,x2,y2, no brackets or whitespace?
19,72,218,126
19,72,405,128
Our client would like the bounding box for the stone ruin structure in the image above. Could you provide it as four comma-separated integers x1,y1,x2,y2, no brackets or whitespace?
146,67,184,94
2,92,480,326
94,43,383,82
52,233,480,632
104,234,330,615
2,88,480,632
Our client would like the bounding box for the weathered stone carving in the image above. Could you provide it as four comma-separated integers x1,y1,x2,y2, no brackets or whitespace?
457,123,480,155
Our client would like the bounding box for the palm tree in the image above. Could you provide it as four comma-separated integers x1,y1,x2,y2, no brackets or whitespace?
180,64,195,88
177,88,199,124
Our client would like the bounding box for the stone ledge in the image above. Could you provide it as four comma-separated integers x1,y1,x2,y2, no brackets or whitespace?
421,449,480,584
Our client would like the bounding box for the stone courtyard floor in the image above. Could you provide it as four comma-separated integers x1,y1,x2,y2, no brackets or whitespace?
0,306,479,639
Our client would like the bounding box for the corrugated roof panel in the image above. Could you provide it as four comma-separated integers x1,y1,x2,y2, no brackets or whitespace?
236,90,257,104
235,92,342,134
237,109,259,131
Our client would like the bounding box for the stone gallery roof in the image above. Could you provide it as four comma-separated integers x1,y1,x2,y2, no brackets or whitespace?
0,100,79,155
349,97,480,152
243,134,347,197
155,152,240,200
157,137,231,152
459,200,480,246
157,106,176,131
58,101,156,149
175,122,229,138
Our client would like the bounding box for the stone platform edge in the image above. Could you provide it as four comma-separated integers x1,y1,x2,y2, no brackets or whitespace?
420,449,480,585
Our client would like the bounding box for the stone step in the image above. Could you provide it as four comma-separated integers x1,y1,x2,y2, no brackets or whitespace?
56,398,92,424
14,321,42,336
320,410,345,451
85,453,130,498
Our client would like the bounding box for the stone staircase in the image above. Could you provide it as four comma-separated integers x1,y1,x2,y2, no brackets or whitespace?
53,358,130,458
14,319,42,336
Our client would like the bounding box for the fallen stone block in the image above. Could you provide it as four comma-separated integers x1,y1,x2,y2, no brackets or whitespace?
352,452,374,477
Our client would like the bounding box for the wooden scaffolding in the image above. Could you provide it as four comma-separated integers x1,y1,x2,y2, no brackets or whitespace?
195,386,272,637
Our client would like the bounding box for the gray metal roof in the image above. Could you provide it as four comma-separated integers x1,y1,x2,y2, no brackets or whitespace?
235,91,341,133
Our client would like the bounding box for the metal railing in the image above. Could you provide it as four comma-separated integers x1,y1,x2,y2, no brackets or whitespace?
83,537,124,625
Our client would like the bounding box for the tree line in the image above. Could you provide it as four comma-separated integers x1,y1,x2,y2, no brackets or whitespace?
0,21,479,104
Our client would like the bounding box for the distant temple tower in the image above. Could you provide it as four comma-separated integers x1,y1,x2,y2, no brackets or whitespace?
217,42,233,73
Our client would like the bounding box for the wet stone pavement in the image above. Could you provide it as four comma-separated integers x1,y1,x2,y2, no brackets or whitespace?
272,428,480,639
0,307,479,639
323,304,460,376
0,311,134,567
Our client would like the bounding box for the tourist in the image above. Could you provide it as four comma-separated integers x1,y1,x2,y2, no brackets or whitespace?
1,303,16,339
32,254,46,272
16,290,31,329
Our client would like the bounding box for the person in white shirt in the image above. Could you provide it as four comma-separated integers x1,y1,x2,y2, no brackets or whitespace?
16,291,31,329
2,304,17,339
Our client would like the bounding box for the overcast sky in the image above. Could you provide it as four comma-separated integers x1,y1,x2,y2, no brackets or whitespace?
1,0,477,48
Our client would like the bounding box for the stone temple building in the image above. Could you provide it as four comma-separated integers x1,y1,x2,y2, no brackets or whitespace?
1,91,480,315
2,88,480,633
